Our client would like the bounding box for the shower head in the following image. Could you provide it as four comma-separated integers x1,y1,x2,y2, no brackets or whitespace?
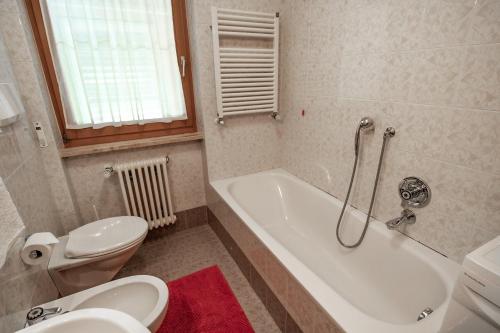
359,117,374,131
354,117,375,156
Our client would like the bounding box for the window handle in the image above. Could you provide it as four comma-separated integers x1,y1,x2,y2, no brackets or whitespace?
180,56,186,78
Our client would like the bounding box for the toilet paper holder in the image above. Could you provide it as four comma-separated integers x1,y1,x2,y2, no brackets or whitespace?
29,250,43,259
22,232,59,264
24,235,43,259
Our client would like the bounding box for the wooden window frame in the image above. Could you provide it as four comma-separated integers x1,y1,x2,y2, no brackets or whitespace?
25,0,197,147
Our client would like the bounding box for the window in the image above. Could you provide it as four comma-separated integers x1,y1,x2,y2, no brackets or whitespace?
26,0,196,147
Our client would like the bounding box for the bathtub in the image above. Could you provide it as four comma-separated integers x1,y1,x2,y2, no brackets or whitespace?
211,169,461,333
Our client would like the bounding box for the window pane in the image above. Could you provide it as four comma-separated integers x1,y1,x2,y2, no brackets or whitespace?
44,0,187,129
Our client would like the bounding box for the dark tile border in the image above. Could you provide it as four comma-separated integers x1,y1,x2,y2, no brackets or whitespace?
144,206,208,241
208,209,301,333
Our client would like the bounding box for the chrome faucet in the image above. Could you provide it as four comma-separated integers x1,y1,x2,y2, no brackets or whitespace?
25,306,64,327
385,177,431,230
385,209,416,230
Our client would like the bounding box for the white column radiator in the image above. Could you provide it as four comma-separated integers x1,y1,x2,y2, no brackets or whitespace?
115,156,176,229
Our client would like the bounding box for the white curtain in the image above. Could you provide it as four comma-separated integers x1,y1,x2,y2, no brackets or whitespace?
44,0,187,129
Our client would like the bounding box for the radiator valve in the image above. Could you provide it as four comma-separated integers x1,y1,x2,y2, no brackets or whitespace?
104,165,114,178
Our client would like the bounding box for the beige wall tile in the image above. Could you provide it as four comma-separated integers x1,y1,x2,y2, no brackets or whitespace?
265,254,289,303
385,0,427,52
314,304,344,333
342,0,389,54
468,0,500,44
455,44,500,111
379,52,415,102
340,52,384,100
410,48,463,106
416,0,476,47
287,279,317,331
478,174,500,235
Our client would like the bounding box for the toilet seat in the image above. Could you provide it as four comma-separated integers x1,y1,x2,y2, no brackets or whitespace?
65,216,148,259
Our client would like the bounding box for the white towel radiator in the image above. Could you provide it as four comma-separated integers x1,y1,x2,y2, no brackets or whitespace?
211,7,280,124
115,156,176,229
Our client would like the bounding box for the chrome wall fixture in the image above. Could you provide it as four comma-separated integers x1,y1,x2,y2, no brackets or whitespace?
385,209,416,230
385,177,431,230
398,177,431,207
25,307,63,327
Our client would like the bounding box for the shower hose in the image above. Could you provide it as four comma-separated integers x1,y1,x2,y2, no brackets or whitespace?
335,127,395,248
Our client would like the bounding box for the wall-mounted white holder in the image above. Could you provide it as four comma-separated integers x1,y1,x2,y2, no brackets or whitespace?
0,83,24,127
33,121,49,148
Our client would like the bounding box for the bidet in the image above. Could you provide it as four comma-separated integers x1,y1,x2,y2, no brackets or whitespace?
24,275,168,332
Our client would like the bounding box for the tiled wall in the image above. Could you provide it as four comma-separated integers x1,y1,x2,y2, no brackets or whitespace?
0,33,60,332
0,0,80,233
186,0,282,181
278,0,500,262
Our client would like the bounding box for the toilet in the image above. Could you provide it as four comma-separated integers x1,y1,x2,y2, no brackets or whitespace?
48,216,148,296
32,275,169,332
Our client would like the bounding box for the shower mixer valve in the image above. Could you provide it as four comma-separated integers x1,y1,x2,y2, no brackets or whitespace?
398,177,431,208
385,177,431,230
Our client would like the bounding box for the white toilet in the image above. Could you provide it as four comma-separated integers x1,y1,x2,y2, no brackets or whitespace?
31,275,169,332
48,216,148,296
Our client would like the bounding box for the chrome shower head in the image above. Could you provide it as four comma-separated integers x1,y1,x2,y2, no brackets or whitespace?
354,117,375,156
359,117,374,131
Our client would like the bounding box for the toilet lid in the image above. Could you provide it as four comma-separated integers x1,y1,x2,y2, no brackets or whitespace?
65,216,148,259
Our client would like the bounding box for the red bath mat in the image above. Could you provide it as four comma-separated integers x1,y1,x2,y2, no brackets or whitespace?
157,266,255,333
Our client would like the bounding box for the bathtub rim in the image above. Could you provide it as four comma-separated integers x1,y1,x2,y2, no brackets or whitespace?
210,168,461,333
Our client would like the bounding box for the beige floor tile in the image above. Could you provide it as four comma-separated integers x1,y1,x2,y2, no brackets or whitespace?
117,225,280,333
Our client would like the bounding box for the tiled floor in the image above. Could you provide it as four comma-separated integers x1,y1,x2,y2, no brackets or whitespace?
116,225,280,333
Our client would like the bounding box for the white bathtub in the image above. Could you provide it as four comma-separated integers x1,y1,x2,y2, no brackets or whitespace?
211,169,461,333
